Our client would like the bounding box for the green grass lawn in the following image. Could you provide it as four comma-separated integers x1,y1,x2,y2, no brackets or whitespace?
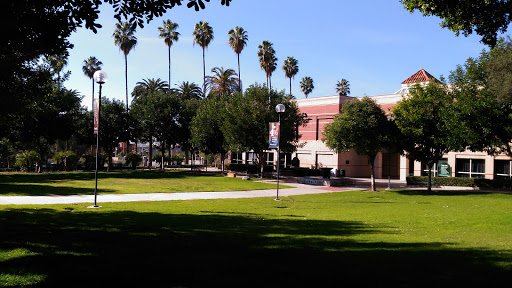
1,188,511,287
0,170,287,196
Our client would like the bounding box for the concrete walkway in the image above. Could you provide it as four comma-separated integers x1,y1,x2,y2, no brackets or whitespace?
0,177,410,205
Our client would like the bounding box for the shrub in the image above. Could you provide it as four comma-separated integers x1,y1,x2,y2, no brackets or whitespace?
15,150,40,172
53,151,79,171
406,176,512,190
125,152,142,169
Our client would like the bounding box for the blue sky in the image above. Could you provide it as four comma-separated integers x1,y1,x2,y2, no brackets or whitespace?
66,0,492,110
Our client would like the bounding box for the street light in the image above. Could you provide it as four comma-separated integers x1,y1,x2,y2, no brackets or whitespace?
90,70,108,208
275,103,285,201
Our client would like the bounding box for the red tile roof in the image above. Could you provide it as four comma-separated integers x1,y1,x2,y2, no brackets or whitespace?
401,69,441,85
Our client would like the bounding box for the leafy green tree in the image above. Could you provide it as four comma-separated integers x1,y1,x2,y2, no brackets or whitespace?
99,98,134,171
323,97,398,191
205,67,240,97
283,57,299,96
190,97,229,173
158,20,180,86
113,21,138,111
401,0,511,46
228,26,248,91
82,56,103,110
257,41,278,89
335,79,350,96
130,79,169,168
392,83,456,193
193,21,214,95
445,41,512,158
222,84,307,176
300,76,314,98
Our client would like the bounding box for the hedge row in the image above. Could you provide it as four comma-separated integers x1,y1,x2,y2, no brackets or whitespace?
407,176,512,189
225,164,325,177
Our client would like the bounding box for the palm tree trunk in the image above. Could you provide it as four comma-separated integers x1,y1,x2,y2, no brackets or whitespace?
289,78,292,96
91,78,95,111
202,47,206,96
168,46,171,87
237,53,241,92
125,54,129,111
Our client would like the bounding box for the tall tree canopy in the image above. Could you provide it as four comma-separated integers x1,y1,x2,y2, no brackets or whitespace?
222,84,308,176
82,56,103,110
300,76,314,98
401,0,512,46
113,21,138,110
282,57,299,96
391,82,456,193
257,41,278,89
193,21,214,95
228,26,248,91
205,67,240,97
323,97,398,191
158,19,180,86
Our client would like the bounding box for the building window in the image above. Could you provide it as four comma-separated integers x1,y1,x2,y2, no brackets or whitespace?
495,160,512,179
456,159,485,178
421,159,447,177
231,152,243,164
246,152,258,165
265,152,274,166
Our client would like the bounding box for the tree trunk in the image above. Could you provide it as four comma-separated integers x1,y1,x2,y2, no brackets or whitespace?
369,156,376,191
237,53,241,92
168,46,171,87
259,151,265,178
91,78,95,112
148,137,153,170
289,78,292,96
202,47,206,96
427,162,433,193
125,54,129,111
161,142,165,170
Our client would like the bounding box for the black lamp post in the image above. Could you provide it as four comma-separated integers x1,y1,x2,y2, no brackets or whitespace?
275,103,285,201
90,70,108,208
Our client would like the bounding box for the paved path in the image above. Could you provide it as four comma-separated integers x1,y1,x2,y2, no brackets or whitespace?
0,178,411,205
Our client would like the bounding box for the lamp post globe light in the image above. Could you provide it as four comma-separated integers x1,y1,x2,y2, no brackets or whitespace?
275,104,285,201
90,70,108,208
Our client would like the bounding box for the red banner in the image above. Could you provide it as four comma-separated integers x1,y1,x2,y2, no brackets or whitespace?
93,97,99,134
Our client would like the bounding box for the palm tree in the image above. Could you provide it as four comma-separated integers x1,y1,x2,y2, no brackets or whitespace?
47,53,68,88
82,56,103,110
193,21,214,96
228,26,248,91
205,67,240,97
113,21,138,111
336,78,350,96
282,56,299,96
176,81,203,100
132,78,169,99
257,41,277,89
158,20,180,87
300,76,314,98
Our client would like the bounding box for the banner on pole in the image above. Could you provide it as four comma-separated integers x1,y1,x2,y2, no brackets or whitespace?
269,122,279,149
93,97,99,134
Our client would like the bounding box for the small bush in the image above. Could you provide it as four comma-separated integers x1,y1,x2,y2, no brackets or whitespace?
406,176,512,190
125,152,142,169
15,150,40,172
53,151,79,171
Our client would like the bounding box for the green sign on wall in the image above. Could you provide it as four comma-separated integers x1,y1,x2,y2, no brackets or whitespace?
438,163,451,177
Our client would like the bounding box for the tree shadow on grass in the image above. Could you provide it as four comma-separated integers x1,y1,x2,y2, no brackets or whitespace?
0,170,195,184
0,208,510,287
0,183,115,196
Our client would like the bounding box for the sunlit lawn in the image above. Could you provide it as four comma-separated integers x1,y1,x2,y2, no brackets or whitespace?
0,170,287,196
1,189,511,287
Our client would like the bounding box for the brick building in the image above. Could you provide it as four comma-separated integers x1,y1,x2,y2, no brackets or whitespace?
292,69,512,181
